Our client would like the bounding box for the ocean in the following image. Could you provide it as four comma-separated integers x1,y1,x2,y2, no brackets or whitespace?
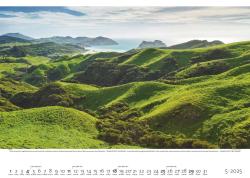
86,39,142,53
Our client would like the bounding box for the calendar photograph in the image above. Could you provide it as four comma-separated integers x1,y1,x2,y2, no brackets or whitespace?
0,6,249,149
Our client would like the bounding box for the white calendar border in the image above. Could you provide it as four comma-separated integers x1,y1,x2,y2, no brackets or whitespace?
0,0,249,177
0,149,249,177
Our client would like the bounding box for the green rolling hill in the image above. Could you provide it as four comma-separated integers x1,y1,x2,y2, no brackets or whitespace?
167,40,224,49
0,106,105,148
0,40,249,148
0,106,141,148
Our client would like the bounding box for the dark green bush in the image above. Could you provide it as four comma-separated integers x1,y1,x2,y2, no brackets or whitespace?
219,128,249,149
73,61,158,86
11,83,82,108
190,48,232,64
10,92,34,108
48,64,70,81
96,101,216,148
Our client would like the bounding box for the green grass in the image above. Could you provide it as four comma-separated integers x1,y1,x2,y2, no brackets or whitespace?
59,67,249,140
122,48,168,66
118,41,250,73
65,82,134,110
0,106,143,148
61,81,174,111
218,63,250,78
0,40,250,148
0,63,27,77
138,70,250,138
56,54,249,142
0,97,19,111
176,52,250,78
24,56,50,65
59,81,99,91
197,108,250,148
0,79,36,111
0,106,106,148
0,78,36,94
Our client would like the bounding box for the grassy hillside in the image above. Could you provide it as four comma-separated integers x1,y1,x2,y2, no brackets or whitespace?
60,64,250,148
0,40,249,148
117,41,250,74
0,79,36,111
57,71,249,148
122,48,168,67
141,72,250,133
61,81,173,110
175,52,250,78
0,106,141,149
0,42,85,58
0,97,19,111
0,78,36,96
198,108,250,148
167,40,224,49
0,106,105,148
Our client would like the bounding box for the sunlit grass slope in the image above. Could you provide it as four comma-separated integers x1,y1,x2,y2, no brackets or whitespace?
60,65,250,147
0,40,249,148
0,106,106,148
119,41,250,72
61,81,175,111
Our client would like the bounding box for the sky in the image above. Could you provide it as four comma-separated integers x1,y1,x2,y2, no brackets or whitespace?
0,6,250,45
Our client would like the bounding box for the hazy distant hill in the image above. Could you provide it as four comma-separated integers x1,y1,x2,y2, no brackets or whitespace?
0,33,118,47
2,33,34,41
0,35,30,44
36,36,118,47
0,42,86,57
138,40,167,49
168,40,224,49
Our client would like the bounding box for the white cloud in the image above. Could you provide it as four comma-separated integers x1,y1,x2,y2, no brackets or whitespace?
0,7,250,44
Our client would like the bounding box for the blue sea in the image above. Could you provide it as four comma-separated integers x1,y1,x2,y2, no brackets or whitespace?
86,39,142,53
